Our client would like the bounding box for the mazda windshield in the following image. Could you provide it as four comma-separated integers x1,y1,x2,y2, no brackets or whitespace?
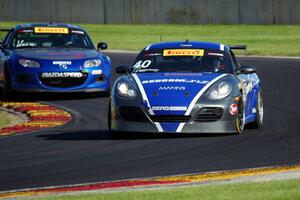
10,27,94,49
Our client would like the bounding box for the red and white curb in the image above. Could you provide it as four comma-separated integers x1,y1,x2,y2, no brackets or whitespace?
0,164,299,198
0,102,72,136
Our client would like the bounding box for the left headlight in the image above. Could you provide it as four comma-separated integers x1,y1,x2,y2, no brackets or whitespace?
19,59,40,68
84,59,101,68
117,82,136,98
208,81,232,99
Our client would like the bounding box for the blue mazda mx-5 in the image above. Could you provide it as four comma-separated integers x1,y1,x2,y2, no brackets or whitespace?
0,23,111,98
109,41,263,135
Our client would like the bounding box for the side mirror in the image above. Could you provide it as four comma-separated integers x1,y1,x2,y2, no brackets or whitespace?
236,65,256,74
115,65,129,74
97,42,108,51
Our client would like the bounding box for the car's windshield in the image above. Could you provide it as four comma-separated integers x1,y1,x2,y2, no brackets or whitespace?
132,48,234,74
10,27,94,49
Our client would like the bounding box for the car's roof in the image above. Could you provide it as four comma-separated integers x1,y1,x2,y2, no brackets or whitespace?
13,23,83,31
144,41,229,52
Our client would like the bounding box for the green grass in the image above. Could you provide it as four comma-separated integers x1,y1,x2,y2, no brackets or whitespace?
0,111,11,128
32,179,300,200
1,22,300,56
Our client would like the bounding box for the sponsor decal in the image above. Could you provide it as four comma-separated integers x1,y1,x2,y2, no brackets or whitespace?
17,29,33,33
16,40,36,48
144,53,162,57
152,106,187,111
229,103,238,115
158,86,186,91
92,70,102,75
41,72,83,78
208,52,224,57
34,27,69,34
71,30,84,34
142,79,209,84
53,61,72,70
163,49,204,57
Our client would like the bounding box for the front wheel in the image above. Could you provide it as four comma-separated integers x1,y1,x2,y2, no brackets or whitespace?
248,90,263,129
3,66,14,100
236,96,245,134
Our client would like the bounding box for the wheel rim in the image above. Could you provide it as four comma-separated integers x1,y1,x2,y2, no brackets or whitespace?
257,92,264,124
236,99,245,133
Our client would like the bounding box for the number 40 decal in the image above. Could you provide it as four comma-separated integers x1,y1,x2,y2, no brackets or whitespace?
133,60,152,69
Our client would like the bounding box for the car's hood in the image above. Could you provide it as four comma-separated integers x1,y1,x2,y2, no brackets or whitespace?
133,72,226,131
134,73,225,115
14,48,99,60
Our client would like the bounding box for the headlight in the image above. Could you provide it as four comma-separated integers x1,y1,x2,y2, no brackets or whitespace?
19,59,40,68
208,81,232,99
117,82,136,98
84,59,101,68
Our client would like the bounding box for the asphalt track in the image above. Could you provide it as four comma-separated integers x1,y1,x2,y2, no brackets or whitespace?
0,53,300,191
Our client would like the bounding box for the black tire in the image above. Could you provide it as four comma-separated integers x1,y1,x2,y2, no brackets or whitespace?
236,95,245,134
102,90,110,97
3,65,14,100
248,90,263,129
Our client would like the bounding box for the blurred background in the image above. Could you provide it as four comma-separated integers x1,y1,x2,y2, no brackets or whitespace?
1,0,300,24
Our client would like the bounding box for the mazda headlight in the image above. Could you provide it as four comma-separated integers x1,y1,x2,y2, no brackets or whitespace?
84,59,101,68
117,82,136,98
208,81,232,99
19,59,40,68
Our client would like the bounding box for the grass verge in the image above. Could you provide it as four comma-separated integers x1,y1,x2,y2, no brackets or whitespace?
32,179,300,200
0,111,11,128
1,22,300,56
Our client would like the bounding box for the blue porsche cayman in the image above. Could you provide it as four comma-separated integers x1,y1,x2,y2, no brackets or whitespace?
109,41,263,135
0,23,111,98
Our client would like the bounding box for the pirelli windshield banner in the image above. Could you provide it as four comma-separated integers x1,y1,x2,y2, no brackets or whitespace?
34,27,69,34
163,49,204,57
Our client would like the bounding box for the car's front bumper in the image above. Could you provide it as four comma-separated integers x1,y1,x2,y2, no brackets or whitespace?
10,69,110,93
110,95,239,134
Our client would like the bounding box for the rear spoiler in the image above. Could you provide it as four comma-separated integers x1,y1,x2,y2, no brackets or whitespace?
228,45,247,50
0,28,12,32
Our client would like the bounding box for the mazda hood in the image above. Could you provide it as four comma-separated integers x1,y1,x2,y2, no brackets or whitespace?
14,48,99,60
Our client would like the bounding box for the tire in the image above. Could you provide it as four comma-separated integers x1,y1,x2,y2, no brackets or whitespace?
3,66,14,100
248,90,263,129
102,90,110,97
236,95,245,134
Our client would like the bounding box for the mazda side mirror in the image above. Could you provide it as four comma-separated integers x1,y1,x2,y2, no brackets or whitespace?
97,42,108,51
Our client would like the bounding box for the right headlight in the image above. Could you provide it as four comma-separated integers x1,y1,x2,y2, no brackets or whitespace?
208,81,232,99
117,82,136,98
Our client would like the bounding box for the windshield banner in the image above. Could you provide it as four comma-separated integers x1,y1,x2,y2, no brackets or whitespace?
163,49,204,57
34,27,69,34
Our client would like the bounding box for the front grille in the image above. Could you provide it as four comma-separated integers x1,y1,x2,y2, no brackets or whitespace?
119,106,148,122
39,73,88,88
150,115,191,122
194,107,223,122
